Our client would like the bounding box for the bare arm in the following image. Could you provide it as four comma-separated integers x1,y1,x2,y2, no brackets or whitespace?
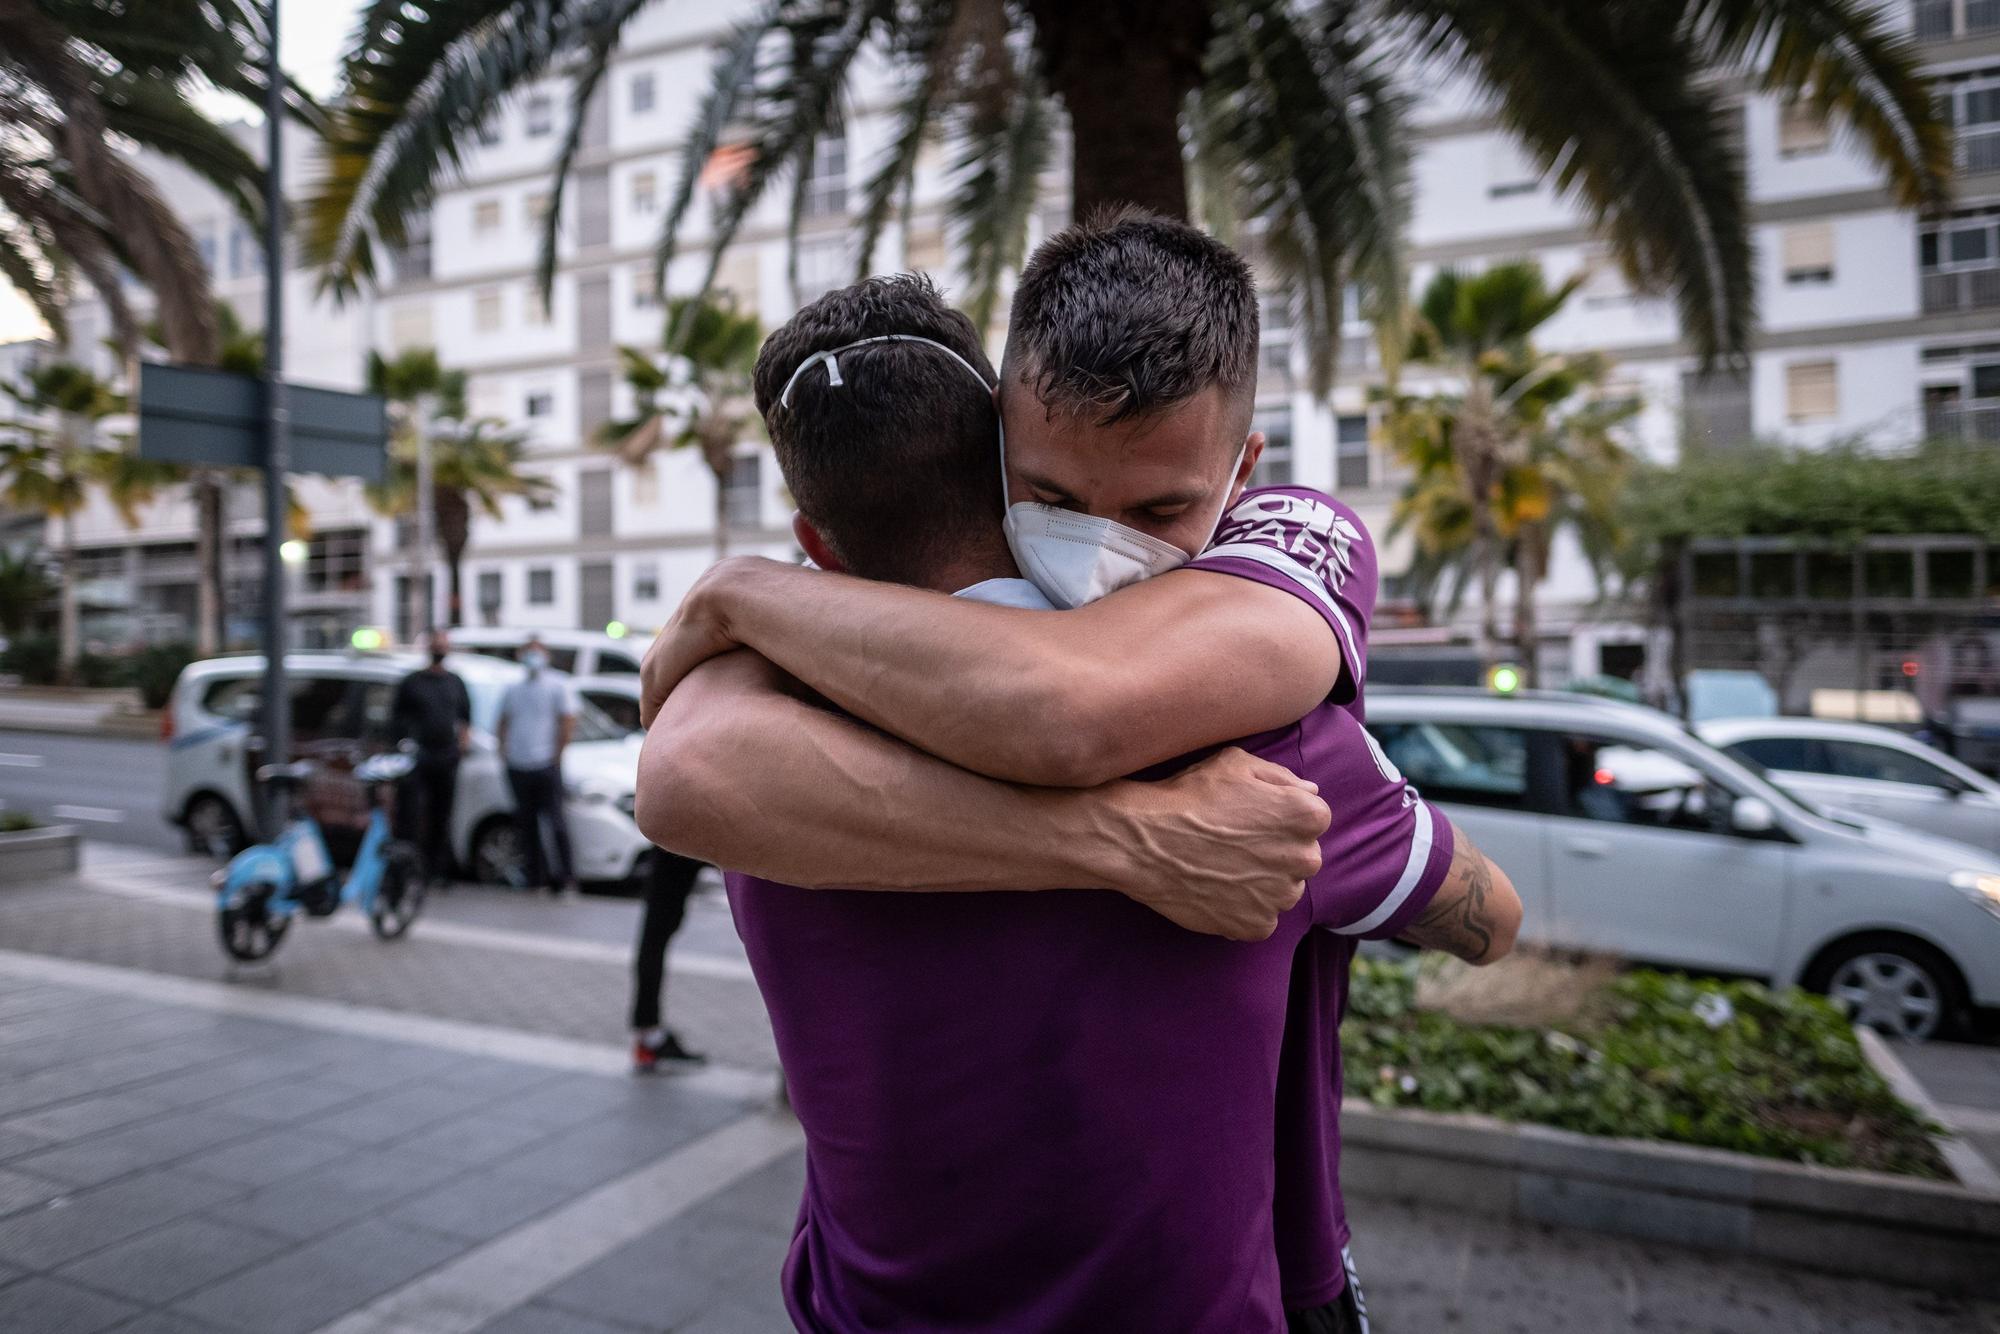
639,557,1340,788
1399,827,1523,965
638,650,1328,940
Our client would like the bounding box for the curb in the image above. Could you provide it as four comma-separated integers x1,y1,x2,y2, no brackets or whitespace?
0,824,80,885
1856,1026,2000,1193
0,711,161,740
1341,1096,2000,1296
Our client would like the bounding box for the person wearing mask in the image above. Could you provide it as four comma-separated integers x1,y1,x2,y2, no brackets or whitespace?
496,636,579,896
391,628,471,888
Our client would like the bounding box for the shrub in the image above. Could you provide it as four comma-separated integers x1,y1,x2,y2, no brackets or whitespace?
75,652,131,689
129,643,195,710
1344,957,1946,1177
0,811,39,832
0,634,60,685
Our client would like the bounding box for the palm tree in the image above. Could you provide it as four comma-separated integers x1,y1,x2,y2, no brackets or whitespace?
602,295,763,561
0,547,55,640
1379,262,1636,684
305,1,1947,389
0,362,174,682
366,349,556,629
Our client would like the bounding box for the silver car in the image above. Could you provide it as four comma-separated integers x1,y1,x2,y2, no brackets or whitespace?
1697,717,2000,858
1368,690,2000,1041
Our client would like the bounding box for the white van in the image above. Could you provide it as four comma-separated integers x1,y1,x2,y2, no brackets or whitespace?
1368,689,2000,1041
163,651,651,887
447,628,650,679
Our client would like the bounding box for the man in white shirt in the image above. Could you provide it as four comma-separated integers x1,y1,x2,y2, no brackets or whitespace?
496,636,578,895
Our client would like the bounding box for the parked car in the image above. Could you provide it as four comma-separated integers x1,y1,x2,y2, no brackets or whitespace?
1367,689,2000,1040
448,627,650,679
163,651,651,887
572,674,644,735
1697,717,2000,858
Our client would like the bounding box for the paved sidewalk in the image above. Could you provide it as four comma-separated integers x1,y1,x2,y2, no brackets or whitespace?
0,849,779,1072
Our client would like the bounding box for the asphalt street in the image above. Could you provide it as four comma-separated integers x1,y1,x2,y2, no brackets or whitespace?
0,730,178,855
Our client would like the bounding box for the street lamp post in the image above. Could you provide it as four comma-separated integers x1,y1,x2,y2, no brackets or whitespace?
259,0,290,833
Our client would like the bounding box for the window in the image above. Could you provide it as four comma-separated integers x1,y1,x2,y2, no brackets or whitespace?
802,133,848,217
1252,408,1294,487
477,116,501,147
389,303,433,352
476,570,503,622
525,390,554,418
473,287,504,333
525,92,554,137
303,529,367,594
632,275,661,311
1336,414,1371,490
473,198,503,233
1777,101,1831,157
723,453,762,527
197,226,218,274
527,567,555,605
524,191,552,231
1818,740,1958,789
629,72,655,114
631,170,657,215
1682,368,1753,448
632,459,659,506
904,225,947,274
523,287,553,326
1372,723,1530,809
1581,251,1631,307
1724,736,1817,773
1487,139,1538,198
584,688,642,735
794,238,848,303
1781,223,1835,285
1259,289,1294,384
632,560,660,601
1785,360,1839,422
598,650,642,675
1557,734,1730,833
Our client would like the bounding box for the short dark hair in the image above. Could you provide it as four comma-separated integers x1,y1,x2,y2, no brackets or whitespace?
754,274,1001,585
1002,208,1259,428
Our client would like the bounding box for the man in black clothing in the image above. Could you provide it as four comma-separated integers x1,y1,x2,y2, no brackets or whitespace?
630,847,709,1072
392,628,471,886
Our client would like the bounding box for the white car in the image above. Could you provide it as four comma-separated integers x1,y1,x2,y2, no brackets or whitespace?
572,674,644,736
1368,690,2000,1041
163,651,651,886
1697,717,2000,858
448,627,650,679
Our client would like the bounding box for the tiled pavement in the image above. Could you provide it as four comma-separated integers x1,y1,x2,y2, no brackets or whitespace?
4,850,2000,1332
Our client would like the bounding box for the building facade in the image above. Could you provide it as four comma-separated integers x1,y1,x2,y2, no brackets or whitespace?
22,0,1997,670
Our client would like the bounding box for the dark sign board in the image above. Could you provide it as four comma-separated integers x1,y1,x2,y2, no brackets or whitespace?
137,362,387,482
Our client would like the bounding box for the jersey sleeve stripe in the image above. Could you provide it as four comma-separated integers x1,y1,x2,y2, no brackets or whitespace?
1331,798,1434,937
1196,542,1363,670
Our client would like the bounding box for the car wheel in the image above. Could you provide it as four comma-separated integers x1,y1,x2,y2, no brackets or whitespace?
1807,935,1967,1043
186,794,247,860
470,816,528,888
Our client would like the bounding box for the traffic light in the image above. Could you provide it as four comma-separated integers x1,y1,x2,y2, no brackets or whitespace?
1487,663,1523,694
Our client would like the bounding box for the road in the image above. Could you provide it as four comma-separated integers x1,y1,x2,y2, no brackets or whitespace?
0,730,179,854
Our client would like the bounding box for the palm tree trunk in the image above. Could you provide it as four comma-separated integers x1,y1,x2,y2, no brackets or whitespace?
1477,535,1501,662
57,508,79,685
1515,523,1545,688
193,472,223,654
1024,0,1210,220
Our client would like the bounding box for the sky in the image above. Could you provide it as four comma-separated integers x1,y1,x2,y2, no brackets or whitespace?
0,0,367,345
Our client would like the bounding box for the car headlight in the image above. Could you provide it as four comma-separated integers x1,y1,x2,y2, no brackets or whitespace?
1949,869,2000,920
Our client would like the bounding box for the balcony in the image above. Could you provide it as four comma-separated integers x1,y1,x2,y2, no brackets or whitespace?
1918,0,2000,41
1955,123,2000,173
1921,265,2000,313
1925,402,2000,441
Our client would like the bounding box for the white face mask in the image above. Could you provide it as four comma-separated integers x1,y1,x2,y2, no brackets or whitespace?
521,648,547,673
1001,436,1247,610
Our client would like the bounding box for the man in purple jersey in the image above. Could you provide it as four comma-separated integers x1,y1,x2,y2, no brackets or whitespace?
641,221,1521,1328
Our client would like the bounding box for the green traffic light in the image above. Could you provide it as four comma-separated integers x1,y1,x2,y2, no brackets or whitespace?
1488,664,1522,694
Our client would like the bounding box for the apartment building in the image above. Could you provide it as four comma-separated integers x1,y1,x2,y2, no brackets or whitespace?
24,0,1996,670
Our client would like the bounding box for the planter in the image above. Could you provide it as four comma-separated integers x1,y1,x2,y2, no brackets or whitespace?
1340,1095,2000,1296
0,825,81,886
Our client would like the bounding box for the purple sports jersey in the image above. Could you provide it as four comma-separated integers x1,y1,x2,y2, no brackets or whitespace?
727,574,1449,1330
1189,486,1392,1309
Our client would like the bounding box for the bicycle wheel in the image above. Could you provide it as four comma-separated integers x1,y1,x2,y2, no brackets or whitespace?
369,842,426,940
218,882,290,962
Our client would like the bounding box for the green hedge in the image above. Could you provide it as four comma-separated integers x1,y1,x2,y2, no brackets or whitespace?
0,638,193,706
1344,960,1946,1178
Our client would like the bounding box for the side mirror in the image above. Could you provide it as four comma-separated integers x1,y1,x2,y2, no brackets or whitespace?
1731,796,1777,835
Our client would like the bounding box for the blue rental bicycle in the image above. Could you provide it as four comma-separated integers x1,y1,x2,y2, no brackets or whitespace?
214,750,424,962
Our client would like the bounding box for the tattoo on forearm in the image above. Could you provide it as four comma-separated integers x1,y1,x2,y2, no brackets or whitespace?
1408,843,1495,962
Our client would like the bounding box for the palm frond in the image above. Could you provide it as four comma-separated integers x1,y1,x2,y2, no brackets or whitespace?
0,219,68,346
97,74,267,228
852,7,961,279
1196,0,1412,395
533,0,654,299
1396,0,1753,367
950,51,1050,332
1686,0,1952,209
650,8,776,300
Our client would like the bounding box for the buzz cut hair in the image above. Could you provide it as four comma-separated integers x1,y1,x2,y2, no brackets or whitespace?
1001,207,1260,429
753,274,1003,586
